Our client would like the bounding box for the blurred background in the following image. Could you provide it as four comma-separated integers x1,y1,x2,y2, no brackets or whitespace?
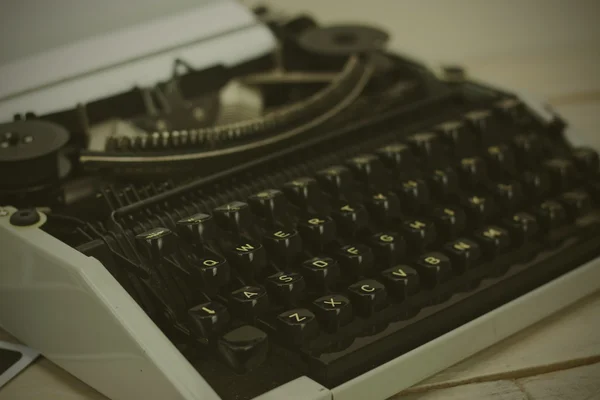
242,0,600,147
2,0,598,144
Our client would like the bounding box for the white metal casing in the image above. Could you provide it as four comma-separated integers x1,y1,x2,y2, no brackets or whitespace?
0,208,221,400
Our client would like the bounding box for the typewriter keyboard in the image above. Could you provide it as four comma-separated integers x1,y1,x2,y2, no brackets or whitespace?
91,98,600,399
4,11,600,400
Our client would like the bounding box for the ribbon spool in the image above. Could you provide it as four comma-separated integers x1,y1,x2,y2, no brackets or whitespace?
298,24,389,57
0,120,71,198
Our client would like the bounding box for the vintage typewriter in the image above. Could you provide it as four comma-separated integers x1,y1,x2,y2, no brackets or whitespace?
1,2,600,400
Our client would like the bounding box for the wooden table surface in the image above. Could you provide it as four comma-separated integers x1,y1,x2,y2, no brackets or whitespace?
2,1,599,399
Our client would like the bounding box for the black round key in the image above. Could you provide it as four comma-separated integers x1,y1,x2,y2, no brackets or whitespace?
473,226,511,259
486,144,517,176
282,177,321,210
248,189,289,221
262,229,302,265
300,257,340,292
464,109,499,146
176,213,215,247
214,201,252,232
406,132,443,161
266,271,306,306
227,241,266,280
347,279,387,317
493,98,530,125
194,255,231,290
543,158,578,192
559,190,592,220
297,215,336,250
461,193,495,227
135,227,185,310
443,238,481,272
572,147,599,174
217,325,269,373
369,232,406,269
316,165,354,195
230,286,269,321
331,202,369,237
535,200,567,230
589,180,600,203
345,153,386,186
402,219,436,254
521,169,552,198
459,156,488,187
277,308,319,345
513,133,543,165
414,252,453,287
492,181,524,211
365,191,403,223
380,265,420,300
135,227,177,259
502,212,539,244
335,244,374,278
430,206,466,240
398,178,431,214
428,167,459,199
188,301,230,339
375,142,415,170
434,120,475,158
312,294,353,332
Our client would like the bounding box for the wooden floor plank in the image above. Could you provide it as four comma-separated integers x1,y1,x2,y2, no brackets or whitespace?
391,380,527,400
517,363,600,400
0,358,108,400
412,292,600,389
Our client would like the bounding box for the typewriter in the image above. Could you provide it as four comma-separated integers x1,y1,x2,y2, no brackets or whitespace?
1,2,600,400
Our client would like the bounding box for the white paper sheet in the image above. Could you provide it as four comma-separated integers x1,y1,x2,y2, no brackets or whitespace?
0,0,276,120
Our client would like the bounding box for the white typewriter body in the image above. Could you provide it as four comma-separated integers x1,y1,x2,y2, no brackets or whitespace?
1,2,599,399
